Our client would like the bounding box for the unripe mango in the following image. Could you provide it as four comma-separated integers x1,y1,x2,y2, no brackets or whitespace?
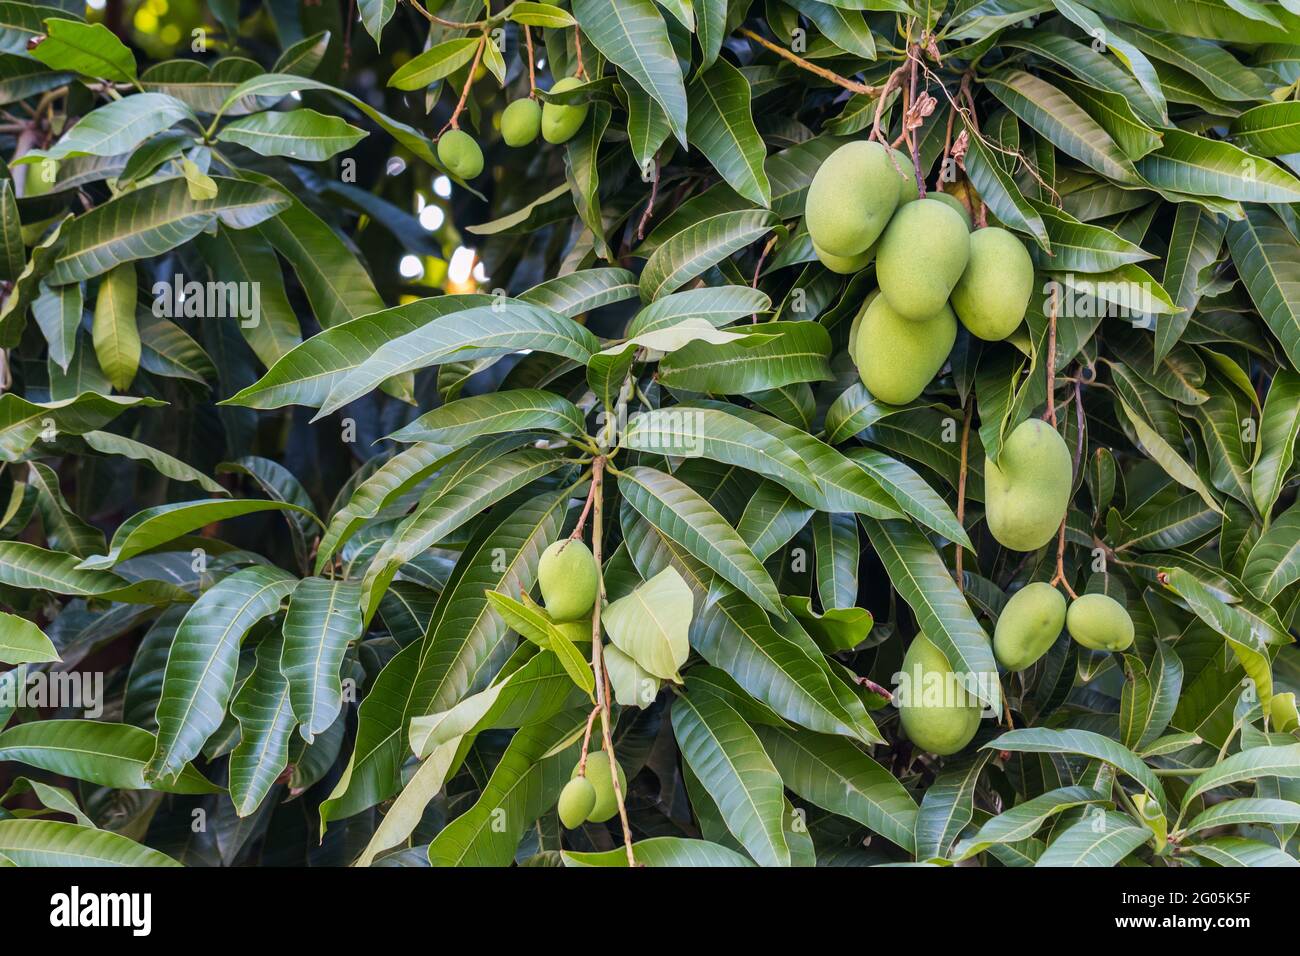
501,97,541,146
852,294,956,405
572,749,626,822
929,190,973,230
805,140,899,258
984,419,1071,552
890,147,918,205
542,77,589,144
993,581,1066,670
876,198,971,320
814,239,874,275
847,289,880,358
23,158,58,196
897,633,982,756
1066,593,1134,652
437,129,483,179
951,227,1034,341
538,539,598,621
557,775,596,828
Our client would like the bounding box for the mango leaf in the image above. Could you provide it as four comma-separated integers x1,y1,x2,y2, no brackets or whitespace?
602,564,693,681
0,611,58,664
639,210,779,301
81,430,226,495
755,723,917,853
617,466,783,618
1035,812,1150,866
217,107,366,160
0,391,161,462
1242,504,1300,603
685,58,770,207
562,837,754,867
0,820,180,866
145,565,297,785
388,38,480,90
0,541,190,605
29,18,136,82
228,631,297,816
1227,206,1300,372
281,577,364,743
0,719,216,793
672,690,791,867
47,177,290,285
658,320,832,393
78,498,314,570
426,709,586,866
1179,744,1300,811
571,0,687,145
952,786,1109,860
18,93,193,165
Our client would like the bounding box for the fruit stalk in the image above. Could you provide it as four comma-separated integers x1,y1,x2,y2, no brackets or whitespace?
443,33,487,134
954,399,973,590
587,455,637,866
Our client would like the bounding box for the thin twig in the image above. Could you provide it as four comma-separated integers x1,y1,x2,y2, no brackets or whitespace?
586,456,637,866
636,159,660,241
441,33,486,134
404,0,483,29
738,27,878,96
524,25,536,97
954,400,973,590
573,24,586,79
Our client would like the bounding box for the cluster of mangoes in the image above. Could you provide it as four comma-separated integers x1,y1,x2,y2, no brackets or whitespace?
807,140,1035,407
899,587,1135,756
436,77,590,180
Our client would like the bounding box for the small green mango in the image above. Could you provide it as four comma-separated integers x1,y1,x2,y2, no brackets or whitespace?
993,581,1066,670
437,129,483,179
928,190,973,229
950,227,1034,341
852,293,956,405
542,76,589,144
805,140,899,258
984,418,1072,552
890,147,918,205
1066,593,1135,652
814,239,874,275
572,749,627,822
23,158,58,196
876,198,971,320
557,776,597,828
501,97,542,146
897,633,982,756
538,539,598,621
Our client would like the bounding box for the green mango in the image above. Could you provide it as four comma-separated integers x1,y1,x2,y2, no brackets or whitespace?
501,97,542,146
804,140,899,257
538,539,598,621
929,190,973,229
897,633,983,756
951,226,1034,341
437,129,483,179
23,158,58,196
572,749,627,822
814,238,874,275
557,776,596,828
984,418,1072,551
542,76,589,144
852,294,956,405
993,581,1067,670
847,289,880,359
876,198,971,320
1066,593,1134,652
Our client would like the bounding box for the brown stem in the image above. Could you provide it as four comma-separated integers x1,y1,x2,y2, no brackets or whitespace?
738,28,877,96
954,400,973,590
343,0,355,70
1044,283,1059,428
524,25,537,97
404,0,482,30
870,64,907,144
577,704,600,772
906,46,926,198
586,457,637,866
574,25,586,79
750,233,779,321
569,477,597,540
442,34,486,135
636,159,660,241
